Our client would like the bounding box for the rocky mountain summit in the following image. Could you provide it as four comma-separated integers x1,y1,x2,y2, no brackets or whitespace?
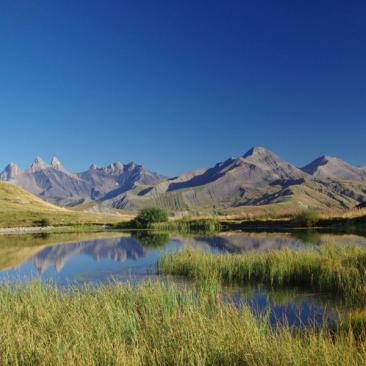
126,147,308,202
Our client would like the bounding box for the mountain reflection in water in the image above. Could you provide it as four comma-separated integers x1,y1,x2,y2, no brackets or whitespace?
29,237,145,273
0,231,366,284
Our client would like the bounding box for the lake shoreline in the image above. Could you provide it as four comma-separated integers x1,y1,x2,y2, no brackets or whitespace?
0,224,113,235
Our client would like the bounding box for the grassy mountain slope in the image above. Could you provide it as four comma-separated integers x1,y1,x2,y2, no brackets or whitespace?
0,181,125,227
108,178,366,217
107,176,366,213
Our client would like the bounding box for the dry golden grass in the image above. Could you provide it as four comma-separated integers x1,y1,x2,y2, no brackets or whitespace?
318,207,366,220
0,181,128,228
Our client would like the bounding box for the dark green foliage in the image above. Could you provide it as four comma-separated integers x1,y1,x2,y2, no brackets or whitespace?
292,209,320,227
32,232,51,240
132,231,170,247
150,218,221,233
132,207,169,228
33,218,51,227
291,230,322,245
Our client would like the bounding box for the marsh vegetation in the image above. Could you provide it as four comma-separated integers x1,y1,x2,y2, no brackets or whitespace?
0,281,365,365
159,243,366,305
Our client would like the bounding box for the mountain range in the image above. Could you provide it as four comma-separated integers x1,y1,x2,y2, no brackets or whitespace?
0,157,165,206
1,147,366,214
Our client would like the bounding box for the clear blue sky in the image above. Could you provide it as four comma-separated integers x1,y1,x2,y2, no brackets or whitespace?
0,0,365,175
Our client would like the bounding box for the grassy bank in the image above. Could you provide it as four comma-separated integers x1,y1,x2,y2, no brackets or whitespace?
119,207,366,233
220,206,366,223
118,213,221,234
159,243,366,305
221,213,366,232
0,211,126,229
149,218,221,233
0,281,365,365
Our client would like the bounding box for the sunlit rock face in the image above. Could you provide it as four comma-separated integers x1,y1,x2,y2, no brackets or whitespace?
0,162,22,181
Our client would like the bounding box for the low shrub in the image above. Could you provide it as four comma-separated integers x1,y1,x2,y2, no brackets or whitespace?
293,209,320,227
132,207,169,228
33,218,51,227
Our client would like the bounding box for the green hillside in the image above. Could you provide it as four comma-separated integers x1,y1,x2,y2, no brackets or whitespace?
0,181,126,228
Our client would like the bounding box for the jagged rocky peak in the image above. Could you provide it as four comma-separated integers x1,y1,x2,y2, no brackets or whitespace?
50,157,65,170
6,162,21,172
113,161,124,170
106,161,125,171
106,161,125,172
30,156,49,171
87,161,142,173
2,162,22,179
126,161,139,170
104,161,142,173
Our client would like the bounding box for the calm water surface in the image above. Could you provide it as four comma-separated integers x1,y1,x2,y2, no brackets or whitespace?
1,230,365,327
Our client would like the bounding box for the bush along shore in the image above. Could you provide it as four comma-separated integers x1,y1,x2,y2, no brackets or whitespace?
119,207,221,233
158,243,366,306
148,218,221,233
0,281,366,365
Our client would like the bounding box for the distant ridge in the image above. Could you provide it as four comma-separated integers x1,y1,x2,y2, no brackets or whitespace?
1,148,366,213
0,157,165,206
302,155,366,181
